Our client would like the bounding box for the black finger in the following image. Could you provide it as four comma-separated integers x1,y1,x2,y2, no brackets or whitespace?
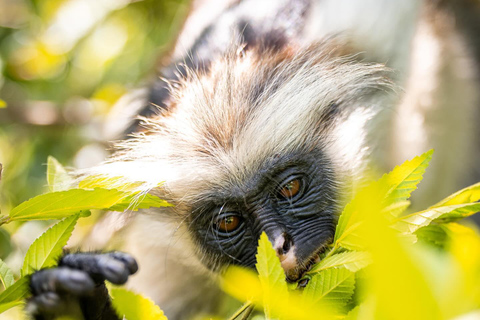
30,268,95,296
60,253,131,285
108,251,139,274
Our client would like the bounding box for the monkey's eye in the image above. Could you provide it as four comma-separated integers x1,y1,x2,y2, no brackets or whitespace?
215,214,242,234
278,177,304,200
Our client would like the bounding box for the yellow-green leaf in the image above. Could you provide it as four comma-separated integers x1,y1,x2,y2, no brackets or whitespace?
334,150,433,248
110,287,167,320
255,232,288,318
431,182,480,208
107,193,172,212
309,251,371,274
221,266,336,320
303,267,355,310
79,175,143,192
47,156,73,192
8,188,127,221
393,203,480,234
0,259,14,289
21,214,80,276
0,277,29,314
379,149,433,204
414,225,448,248
0,99,6,109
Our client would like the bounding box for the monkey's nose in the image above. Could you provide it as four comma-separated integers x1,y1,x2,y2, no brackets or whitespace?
273,233,297,272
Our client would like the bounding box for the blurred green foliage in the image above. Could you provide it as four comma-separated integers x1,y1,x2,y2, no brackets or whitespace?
0,0,189,213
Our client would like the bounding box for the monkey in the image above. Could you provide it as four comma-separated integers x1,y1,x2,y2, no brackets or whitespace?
27,0,480,319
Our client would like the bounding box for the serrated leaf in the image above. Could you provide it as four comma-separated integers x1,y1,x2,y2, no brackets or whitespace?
334,150,433,248
21,214,80,276
309,251,371,274
379,149,433,204
0,259,14,289
47,156,73,192
303,267,355,310
8,188,127,221
221,266,336,320
79,175,143,192
393,203,480,234
107,193,172,212
255,232,288,318
0,277,29,314
110,287,167,320
431,182,480,207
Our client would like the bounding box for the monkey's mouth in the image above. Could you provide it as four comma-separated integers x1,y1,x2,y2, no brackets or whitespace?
284,247,326,284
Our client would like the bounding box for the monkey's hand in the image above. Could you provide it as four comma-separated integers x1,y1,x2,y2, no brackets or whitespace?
27,252,138,320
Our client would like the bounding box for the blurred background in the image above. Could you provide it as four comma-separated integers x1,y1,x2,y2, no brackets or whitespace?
0,0,189,309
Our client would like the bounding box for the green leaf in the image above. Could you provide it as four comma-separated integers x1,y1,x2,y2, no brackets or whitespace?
431,182,480,208
0,259,14,289
0,277,29,313
309,251,371,274
334,150,433,249
107,193,172,212
110,287,167,320
0,300,23,314
255,232,288,318
79,175,143,192
8,188,127,221
415,225,448,248
47,156,73,192
379,149,433,204
303,267,355,310
21,214,80,276
393,203,480,234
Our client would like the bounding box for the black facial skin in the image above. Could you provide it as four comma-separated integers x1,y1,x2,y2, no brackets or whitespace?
188,150,338,279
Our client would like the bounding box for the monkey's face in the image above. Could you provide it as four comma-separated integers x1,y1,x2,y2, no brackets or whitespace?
188,151,338,281
115,44,390,281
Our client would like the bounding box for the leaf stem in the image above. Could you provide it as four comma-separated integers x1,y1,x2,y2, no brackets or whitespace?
228,301,253,320
240,305,254,320
0,215,10,226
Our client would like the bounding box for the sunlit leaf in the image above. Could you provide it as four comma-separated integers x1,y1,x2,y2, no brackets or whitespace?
0,277,29,313
0,100,6,108
393,203,480,234
8,188,126,221
0,259,14,289
381,200,411,220
334,150,433,249
303,267,355,310
441,223,480,317
355,185,441,320
47,156,73,192
379,149,433,204
309,251,371,274
110,287,167,320
414,225,448,248
255,232,288,318
21,214,80,276
79,175,143,192
221,266,336,320
431,182,480,207
107,193,172,212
